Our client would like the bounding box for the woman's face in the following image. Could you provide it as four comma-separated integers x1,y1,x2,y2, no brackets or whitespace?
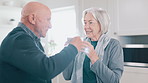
84,12,101,41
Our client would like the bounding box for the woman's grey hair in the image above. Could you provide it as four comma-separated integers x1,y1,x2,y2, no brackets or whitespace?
82,7,111,34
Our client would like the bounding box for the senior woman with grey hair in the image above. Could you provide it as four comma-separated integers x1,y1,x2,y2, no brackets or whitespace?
63,7,124,83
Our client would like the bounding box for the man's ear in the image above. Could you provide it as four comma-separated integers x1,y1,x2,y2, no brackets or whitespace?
28,14,36,24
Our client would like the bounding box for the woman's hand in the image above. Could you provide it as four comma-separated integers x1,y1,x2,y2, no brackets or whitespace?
82,41,99,64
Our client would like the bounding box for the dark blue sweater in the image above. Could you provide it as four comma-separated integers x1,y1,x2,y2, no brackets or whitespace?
0,23,78,83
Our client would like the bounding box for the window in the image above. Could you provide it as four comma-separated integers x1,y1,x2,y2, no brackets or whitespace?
47,6,77,56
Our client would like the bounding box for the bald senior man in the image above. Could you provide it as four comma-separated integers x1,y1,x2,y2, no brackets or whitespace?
0,2,84,83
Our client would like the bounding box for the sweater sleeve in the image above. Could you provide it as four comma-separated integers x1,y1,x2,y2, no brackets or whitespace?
7,34,78,80
90,39,124,83
62,60,74,80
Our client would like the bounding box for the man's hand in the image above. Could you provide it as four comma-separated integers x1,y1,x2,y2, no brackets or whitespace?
69,36,83,52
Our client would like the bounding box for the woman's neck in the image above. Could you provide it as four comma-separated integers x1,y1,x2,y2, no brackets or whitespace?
90,33,102,41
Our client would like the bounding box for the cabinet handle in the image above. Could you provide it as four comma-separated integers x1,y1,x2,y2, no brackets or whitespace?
124,62,148,68
113,32,117,35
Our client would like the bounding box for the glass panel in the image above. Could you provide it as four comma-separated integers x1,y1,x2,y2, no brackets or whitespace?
123,48,148,63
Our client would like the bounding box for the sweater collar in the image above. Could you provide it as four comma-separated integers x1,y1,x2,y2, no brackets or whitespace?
17,22,40,42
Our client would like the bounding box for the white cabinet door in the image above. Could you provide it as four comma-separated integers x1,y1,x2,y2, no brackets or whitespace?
121,66,148,83
117,0,148,36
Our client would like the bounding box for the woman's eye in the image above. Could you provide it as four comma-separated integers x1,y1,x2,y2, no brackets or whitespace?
89,22,93,24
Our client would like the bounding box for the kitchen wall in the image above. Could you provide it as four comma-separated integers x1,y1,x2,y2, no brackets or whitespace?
0,6,21,43
0,0,43,44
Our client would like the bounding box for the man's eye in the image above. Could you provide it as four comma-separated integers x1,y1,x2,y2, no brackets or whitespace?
47,18,51,21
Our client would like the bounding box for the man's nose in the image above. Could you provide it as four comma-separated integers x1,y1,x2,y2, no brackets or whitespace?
49,23,52,29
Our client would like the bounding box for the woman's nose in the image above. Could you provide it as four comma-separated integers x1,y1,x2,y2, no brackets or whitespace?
84,23,89,28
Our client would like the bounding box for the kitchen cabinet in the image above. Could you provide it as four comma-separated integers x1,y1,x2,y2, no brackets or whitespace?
106,0,148,37
77,0,148,37
117,0,148,36
121,66,148,83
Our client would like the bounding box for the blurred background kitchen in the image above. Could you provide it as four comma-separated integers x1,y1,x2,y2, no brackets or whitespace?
0,0,148,83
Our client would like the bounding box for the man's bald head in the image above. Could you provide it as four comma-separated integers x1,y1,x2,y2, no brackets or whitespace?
20,2,52,38
21,2,51,21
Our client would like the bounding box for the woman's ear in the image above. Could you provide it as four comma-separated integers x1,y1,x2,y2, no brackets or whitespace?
28,14,36,24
